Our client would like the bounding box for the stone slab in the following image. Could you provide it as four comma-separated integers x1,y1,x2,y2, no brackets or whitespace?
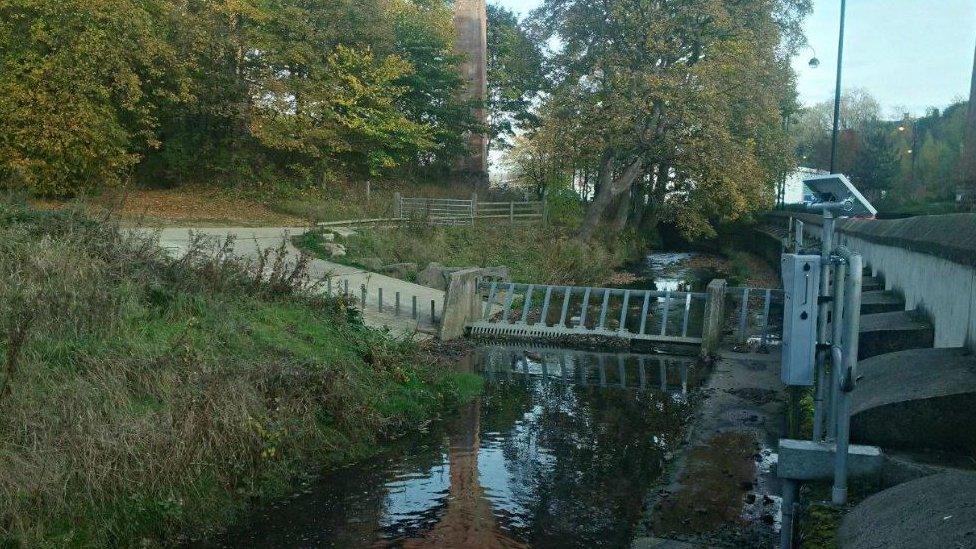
776,439,883,481
859,290,903,315
838,472,976,549
851,348,976,453
857,310,934,360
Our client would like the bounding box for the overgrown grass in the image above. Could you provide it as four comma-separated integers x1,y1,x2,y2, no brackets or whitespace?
0,201,481,547
295,222,628,286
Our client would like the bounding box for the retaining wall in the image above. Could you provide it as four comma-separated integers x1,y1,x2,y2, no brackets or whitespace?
768,212,976,351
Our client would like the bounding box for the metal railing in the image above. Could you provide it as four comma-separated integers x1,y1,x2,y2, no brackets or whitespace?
468,282,709,344
393,193,546,226
726,286,786,348
323,276,442,333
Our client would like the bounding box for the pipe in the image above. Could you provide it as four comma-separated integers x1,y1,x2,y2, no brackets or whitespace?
827,259,847,440
833,253,862,505
812,211,835,441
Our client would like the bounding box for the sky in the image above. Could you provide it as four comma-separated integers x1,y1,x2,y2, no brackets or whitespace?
491,0,976,118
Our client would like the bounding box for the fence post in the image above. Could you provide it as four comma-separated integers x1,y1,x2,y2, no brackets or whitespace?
394,192,402,219
542,197,549,226
471,192,478,225
509,201,515,225
701,279,728,357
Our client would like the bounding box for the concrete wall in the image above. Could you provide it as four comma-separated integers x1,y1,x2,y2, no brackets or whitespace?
769,212,976,351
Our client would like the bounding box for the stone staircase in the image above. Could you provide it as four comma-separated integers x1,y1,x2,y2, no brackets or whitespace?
839,267,976,548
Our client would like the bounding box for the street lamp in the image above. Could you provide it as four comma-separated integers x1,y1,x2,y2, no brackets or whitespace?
829,0,848,174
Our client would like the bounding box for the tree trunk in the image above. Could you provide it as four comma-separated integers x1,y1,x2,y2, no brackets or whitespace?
610,190,631,232
579,156,643,240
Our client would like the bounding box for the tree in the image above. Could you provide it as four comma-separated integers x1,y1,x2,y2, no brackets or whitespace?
0,0,186,196
529,0,810,239
848,122,898,200
486,4,545,151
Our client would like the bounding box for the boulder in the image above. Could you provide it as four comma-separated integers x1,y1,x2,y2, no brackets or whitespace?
481,265,511,283
322,242,346,257
381,262,418,279
359,257,383,271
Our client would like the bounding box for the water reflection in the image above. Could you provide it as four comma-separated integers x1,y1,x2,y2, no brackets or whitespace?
208,346,698,548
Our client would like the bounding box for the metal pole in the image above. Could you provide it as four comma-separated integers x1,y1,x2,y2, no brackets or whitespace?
813,211,835,441
833,253,862,505
780,479,799,549
829,0,848,173
827,259,847,440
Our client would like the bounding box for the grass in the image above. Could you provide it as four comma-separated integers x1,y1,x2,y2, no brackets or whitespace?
295,221,629,286
0,200,481,547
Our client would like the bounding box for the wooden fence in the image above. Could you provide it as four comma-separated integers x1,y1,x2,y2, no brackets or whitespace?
394,193,546,225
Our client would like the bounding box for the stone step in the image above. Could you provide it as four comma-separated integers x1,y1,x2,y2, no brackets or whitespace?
859,291,904,315
861,276,884,292
851,347,976,454
838,472,976,549
857,310,934,360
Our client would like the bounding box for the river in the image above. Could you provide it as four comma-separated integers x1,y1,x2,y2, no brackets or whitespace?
204,253,719,548
209,346,704,548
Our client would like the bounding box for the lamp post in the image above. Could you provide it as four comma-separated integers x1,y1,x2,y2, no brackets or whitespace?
829,0,848,174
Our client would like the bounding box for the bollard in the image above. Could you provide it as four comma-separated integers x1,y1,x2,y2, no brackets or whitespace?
430,299,437,324
361,286,367,309
412,295,418,320
378,287,384,312
344,279,349,297
325,276,332,297
395,292,401,316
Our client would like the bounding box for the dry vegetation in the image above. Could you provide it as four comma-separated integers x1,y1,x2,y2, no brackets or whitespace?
0,201,480,546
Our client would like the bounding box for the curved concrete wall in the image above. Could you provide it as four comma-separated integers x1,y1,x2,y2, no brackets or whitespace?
769,212,976,351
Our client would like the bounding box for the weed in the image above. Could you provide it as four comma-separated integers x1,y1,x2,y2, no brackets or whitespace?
0,202,480,546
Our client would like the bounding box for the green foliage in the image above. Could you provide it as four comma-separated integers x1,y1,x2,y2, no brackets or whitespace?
0,202,480,546
486,4,545,150
0,0,185,196
0,0,471,196
794,92,971,209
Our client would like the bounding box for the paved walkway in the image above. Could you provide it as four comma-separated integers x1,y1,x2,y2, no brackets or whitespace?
154,226,445,339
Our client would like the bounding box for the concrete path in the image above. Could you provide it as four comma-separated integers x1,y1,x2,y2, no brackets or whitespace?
153,226,445,339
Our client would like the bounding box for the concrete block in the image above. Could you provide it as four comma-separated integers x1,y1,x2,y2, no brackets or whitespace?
700,279,727,357
439,268,483,341
776,439,883,481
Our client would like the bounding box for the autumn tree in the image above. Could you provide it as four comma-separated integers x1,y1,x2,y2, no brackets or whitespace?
528,0,810,239
486,4,545,151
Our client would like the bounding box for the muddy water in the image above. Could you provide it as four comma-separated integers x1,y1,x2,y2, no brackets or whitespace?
210,346,703,548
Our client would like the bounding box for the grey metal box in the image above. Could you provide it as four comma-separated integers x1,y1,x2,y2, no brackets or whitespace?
781,254,821,386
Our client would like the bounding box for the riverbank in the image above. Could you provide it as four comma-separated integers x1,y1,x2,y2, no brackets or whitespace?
0,202,481,547
295,223,632,286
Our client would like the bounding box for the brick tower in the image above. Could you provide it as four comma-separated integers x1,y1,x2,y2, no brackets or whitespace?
453,0,488,182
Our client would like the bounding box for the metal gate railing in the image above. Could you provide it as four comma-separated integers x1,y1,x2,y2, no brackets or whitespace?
468,282,709,345
726,286,785,348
